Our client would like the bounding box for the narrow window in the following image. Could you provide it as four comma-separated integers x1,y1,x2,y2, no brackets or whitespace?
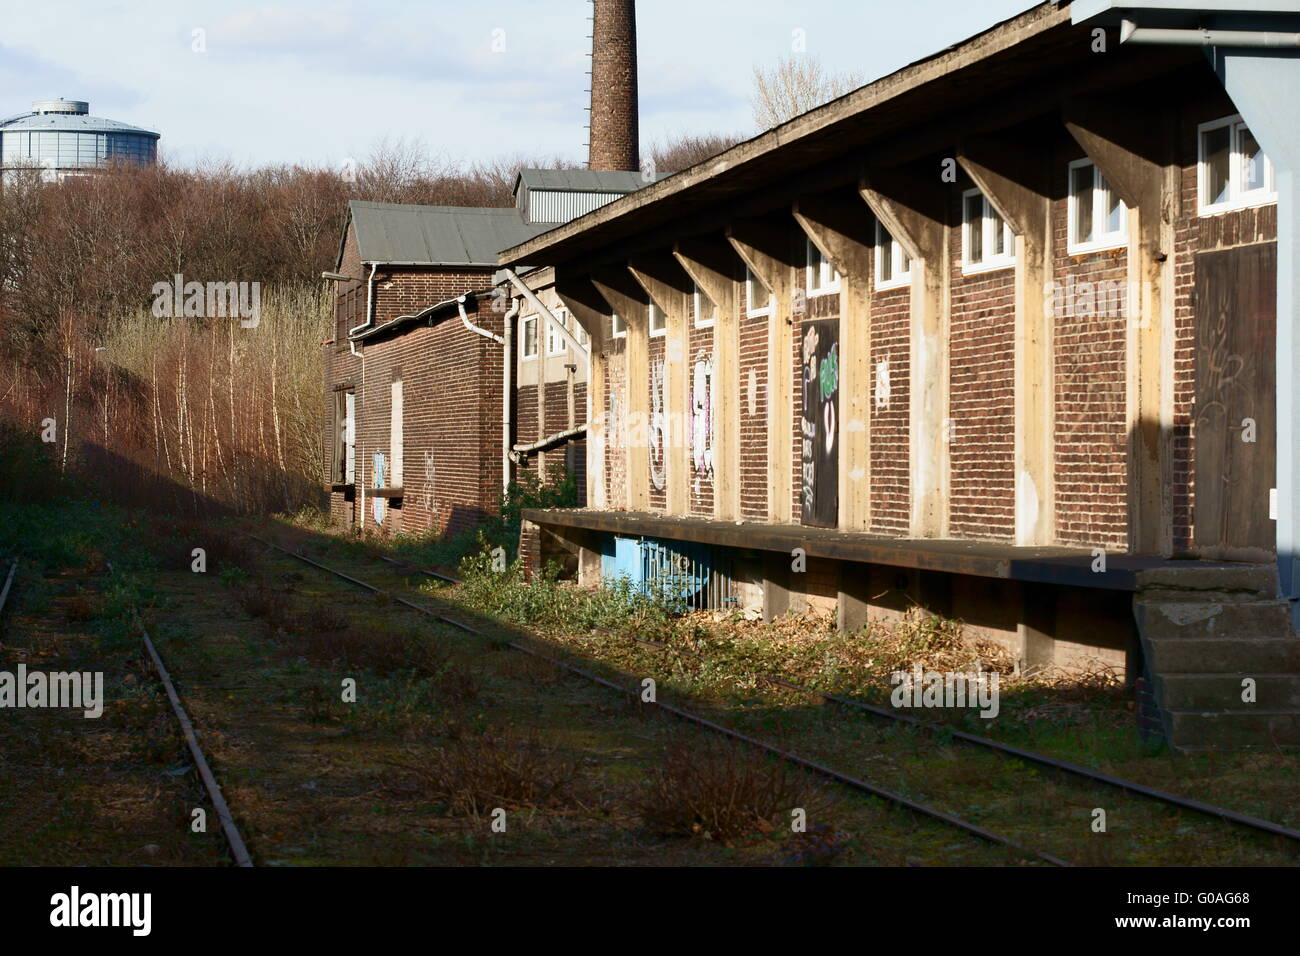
746,266,772,315
874,219,912,291
649,301,666,337
693,282,716,328
611,311,626,338
962,188,1016,273
546,308,568,356
520,314,538,359
1068,159,1128,253
806,239,839,295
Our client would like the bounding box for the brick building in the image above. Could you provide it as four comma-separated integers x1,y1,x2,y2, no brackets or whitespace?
502,1,1300,748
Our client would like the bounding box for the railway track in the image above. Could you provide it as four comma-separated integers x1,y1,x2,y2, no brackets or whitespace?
253,534,1070,866
0,558,17,620
358,542,1300,850
106,562,254,868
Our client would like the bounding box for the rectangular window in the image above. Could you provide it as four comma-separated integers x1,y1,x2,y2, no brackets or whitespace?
546,307,568,356
806,239,840,295
1198,115,1276,215
389,379,403,488
693,282,716,328
1067,159,1128,254
746,266,772,316
573,314,588,347
649,301,666,337
611,312,626,338
961,188,1015,273
874,219,911,291
520,313,538,359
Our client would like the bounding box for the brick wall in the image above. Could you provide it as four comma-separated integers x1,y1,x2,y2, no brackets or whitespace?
588,0,639,172
323,251,504,538
869,284,910,533
648,333,666,510
949,193,1015,540
1052,139,1129,550
738,292,769,521
688,293,715,516
604,330,628,508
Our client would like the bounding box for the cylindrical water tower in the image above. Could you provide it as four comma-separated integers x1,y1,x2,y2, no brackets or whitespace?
0,98,160,183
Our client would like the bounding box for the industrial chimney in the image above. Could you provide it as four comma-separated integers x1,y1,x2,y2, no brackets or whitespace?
588,0,639,172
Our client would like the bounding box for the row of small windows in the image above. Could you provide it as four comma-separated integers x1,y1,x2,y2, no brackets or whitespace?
0,131,157,169
518,114,1274,347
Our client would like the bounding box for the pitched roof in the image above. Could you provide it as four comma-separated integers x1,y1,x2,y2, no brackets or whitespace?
344,201,552,267
513,168,658,195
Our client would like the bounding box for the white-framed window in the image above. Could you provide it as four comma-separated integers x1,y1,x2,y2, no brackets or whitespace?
573,314,588,347
520,313,538,359
1198,114,1276,215
546,306,569,356
745,266,771,316
806,238,840,296
1067,159,1128,254
874,219,911,291
961,188,1016,274
649,301,666,337
611,311,626,339
693,282,716,328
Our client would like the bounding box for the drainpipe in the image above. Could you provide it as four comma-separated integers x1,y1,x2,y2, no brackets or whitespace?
457,295,517,496
502,298,517,497
512,423,589,459
348,263,380,356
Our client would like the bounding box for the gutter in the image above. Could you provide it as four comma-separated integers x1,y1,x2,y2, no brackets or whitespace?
1120,19,1300,48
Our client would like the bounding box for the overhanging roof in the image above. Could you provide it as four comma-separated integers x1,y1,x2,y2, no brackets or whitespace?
498,1,1099,266
347,201,551,267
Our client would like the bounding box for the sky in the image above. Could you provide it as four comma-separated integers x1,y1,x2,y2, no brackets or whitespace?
0,0,1038,171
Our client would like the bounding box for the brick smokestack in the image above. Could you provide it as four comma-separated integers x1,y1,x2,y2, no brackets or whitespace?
588,0,639,172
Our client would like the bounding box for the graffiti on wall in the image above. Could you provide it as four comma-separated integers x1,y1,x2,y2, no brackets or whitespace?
800,319,839,528
372,451,387,526
690,352,715,489
650,358,667,492
421,449,438,531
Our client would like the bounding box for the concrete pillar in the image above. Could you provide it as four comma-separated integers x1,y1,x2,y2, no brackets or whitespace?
555,272,612,510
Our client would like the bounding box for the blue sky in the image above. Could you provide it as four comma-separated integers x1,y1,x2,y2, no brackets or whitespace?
0,0,1037,170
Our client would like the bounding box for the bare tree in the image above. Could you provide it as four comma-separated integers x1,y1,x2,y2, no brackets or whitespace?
751,55,864,130
648,133,744,174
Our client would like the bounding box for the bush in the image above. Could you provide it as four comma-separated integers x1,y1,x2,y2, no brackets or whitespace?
637,735,818,844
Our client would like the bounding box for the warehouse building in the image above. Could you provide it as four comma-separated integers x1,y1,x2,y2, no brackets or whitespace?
503,1,1300,748
322,0,649,536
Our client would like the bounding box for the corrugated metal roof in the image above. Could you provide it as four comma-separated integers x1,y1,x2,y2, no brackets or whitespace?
514,168,658,194
348,201,552,265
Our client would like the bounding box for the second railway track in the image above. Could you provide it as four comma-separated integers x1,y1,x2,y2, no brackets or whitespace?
306,537,1300,858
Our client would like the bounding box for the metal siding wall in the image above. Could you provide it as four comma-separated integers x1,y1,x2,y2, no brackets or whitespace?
529,190,624,224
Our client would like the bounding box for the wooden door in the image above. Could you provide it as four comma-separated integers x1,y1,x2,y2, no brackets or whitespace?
1194,242,1277,561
